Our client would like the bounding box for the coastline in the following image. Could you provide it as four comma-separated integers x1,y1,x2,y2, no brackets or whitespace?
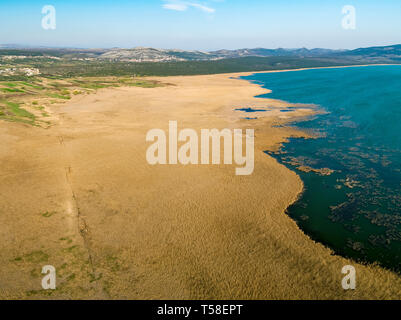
1,70,401,299
238,64,401,273
215,63,400,79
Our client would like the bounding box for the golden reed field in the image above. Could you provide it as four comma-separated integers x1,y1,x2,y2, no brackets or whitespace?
1,72,401,299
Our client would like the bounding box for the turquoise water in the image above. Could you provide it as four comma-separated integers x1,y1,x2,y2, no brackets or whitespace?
242,66,401,272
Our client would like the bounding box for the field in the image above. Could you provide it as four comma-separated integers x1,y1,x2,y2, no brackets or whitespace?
0,48,378,79
1,48,401,299
0,76,162,127
0,48,380,128
1,72,401,299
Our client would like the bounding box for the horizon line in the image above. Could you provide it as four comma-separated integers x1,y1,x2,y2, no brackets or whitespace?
1,43,400,52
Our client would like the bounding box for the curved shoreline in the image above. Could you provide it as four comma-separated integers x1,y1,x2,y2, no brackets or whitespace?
238,65,401,275
1,71,401,299
219,70,401,297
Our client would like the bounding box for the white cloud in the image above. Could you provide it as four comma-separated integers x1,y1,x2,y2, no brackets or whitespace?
163,3,188,11
190,3,215,13
162,1,215,13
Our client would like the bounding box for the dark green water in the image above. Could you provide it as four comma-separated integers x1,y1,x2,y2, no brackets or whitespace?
242,66,401,271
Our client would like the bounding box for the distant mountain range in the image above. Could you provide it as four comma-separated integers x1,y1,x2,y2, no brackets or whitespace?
96,47,350,62
1,44,401,64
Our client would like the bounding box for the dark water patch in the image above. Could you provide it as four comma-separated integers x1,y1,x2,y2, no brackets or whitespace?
235,107,268,113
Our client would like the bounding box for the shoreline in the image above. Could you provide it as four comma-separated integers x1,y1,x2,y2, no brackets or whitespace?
1,71,401,299
213,63,401,79
236,65,401,274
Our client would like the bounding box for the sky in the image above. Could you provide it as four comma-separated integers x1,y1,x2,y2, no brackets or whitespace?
0,0,400,50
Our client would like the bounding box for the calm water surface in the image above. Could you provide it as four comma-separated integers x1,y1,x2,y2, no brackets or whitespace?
242,66,401,271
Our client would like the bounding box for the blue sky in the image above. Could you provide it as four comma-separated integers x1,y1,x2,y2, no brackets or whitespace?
0,0,400,50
